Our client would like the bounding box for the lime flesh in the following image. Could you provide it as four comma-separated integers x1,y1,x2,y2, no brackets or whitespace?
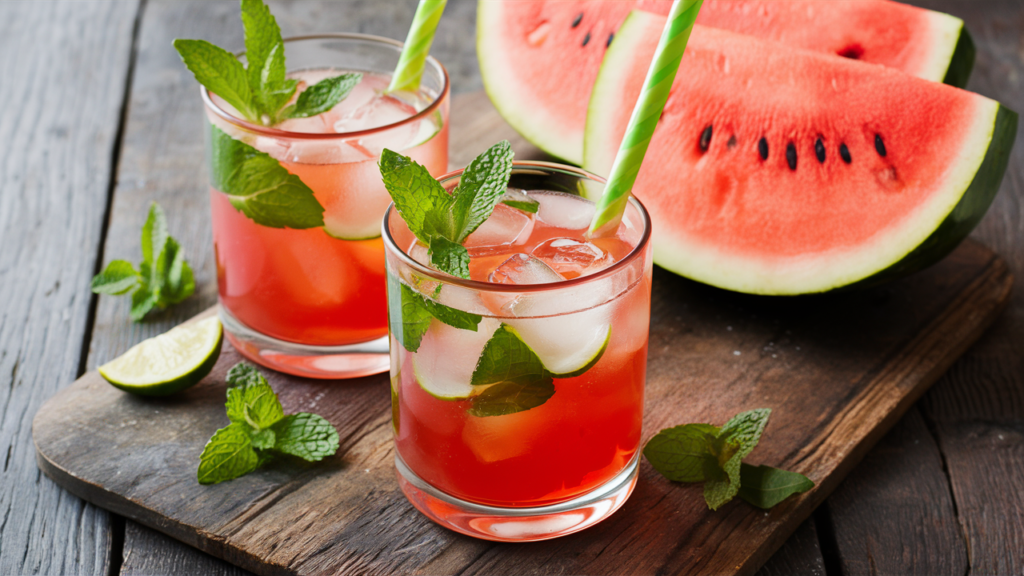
98,316,223,396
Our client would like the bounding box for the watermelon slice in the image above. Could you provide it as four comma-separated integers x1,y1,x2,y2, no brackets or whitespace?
583,13,1016,295
477,0,975,165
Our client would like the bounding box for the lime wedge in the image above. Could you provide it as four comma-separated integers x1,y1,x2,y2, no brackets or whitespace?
98,316,223,396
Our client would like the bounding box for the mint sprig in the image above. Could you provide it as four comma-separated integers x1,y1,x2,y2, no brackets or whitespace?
379,141,514,278
198,362,340,485
467,324,554,417
387,272,481,352
174,0,360,126
208,124,324,229
644,409,814,510
91,203,195,321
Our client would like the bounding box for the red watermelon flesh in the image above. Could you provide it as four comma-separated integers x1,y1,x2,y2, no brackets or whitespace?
478,0,972,165
584,14,1015,294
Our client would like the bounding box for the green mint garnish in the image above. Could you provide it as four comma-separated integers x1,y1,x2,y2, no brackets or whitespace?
174,0,360,126
644,409,813,510
208,124,324,229
197,362,340,484
500,189,539,214
380,141,514,278
387,272,481,352
91,203,195,321
467,324,554,417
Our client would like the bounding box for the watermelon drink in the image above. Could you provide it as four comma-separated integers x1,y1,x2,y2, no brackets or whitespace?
384,163,653,541
203,35,449,379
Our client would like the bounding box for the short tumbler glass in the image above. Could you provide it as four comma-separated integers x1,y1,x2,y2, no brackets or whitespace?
204,34,449,379
384,163,653,541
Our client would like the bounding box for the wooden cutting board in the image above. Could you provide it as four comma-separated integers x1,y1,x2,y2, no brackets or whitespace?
33,93,1012,576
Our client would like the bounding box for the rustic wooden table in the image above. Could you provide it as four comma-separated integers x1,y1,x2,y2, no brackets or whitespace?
1,1,1021,574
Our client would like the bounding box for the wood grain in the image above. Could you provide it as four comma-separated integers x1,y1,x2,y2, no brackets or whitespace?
0,1,140,574
754,519,825,576
33,218,1012,575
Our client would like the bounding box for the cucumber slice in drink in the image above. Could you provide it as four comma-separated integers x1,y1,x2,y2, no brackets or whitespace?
509,316,611,378
98,317,223,396
322,215,384,241
412,318,501,399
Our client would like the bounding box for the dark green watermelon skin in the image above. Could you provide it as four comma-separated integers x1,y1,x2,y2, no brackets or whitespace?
846,105,1017,291
943,27,976,89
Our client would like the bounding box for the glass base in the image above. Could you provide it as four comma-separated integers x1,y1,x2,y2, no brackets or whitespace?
395,452,638,542
219,307,390,379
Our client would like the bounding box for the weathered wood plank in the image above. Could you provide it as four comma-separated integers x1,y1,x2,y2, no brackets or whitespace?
101,1,480,573
754,518,825,576
0,1,140,574
824,407,967,575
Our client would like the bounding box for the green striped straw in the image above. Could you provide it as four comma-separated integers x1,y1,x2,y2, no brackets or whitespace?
588,0,704,237
387,0,447,93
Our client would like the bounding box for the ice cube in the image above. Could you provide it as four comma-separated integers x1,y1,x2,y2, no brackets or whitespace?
412,318,502,399
488,253,564,285
408,241,430,267
464,204,535,256
531,237,613,279
535,192,596,230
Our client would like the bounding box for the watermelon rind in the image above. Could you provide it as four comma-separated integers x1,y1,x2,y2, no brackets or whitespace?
943,27,976,89
919,10,975,89
583,10,1017,295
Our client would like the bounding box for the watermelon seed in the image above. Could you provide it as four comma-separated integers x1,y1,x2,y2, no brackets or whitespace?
786,143,797,171
606,32,614,48
571,13,582,28
699,125,713,152
727,135,737,149
582,31,591,47
840,143,852,164
758,137,769,161
875,134,887,157
815,139,826,163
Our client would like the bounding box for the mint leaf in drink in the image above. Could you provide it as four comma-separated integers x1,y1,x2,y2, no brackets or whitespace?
198,423,260,485
428,236,470,279
282,73,362,120
467,379,555,418
644,408,812,511
643,423,721,483
501,188,539,214
467,324,555,417
198,363,340,484
738,464,814,509
208,124,325,229
387,273,481,352
174,39,257,122
271,413,340,461
93,203,195,322
449,140,514,241
379,149,453,243
240,0,296,119
379,141,515,279
91,260,139,295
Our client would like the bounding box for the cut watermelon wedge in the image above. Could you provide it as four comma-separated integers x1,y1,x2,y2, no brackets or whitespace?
583,13,1016,295
477,0,974,165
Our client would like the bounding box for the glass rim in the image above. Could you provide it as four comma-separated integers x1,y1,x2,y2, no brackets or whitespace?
382,161,653,293
200,33,450,140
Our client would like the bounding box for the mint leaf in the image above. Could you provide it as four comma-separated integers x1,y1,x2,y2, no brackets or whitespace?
271,413,340,461
471,324,548,387
467,379,555,418
450,140,514,241
154,237,195,306
226,361,263,390
391,372,401,434
129,278,157,321
718,408,771,463
704,455,742,510
467,324,554,417
738,464,814,509
428,236,470,279
208,124,324,229
422,296,481,331
387,273,434,352
141,203,168,267
379,149,452,243
197,423,260,485
643,423,720,483
240,0,294,118
174,39,257,122
226,376,285,430
501,188,539,214
91,260,139,295
250,428,276,450
282,73,362,120
702,409,770,510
